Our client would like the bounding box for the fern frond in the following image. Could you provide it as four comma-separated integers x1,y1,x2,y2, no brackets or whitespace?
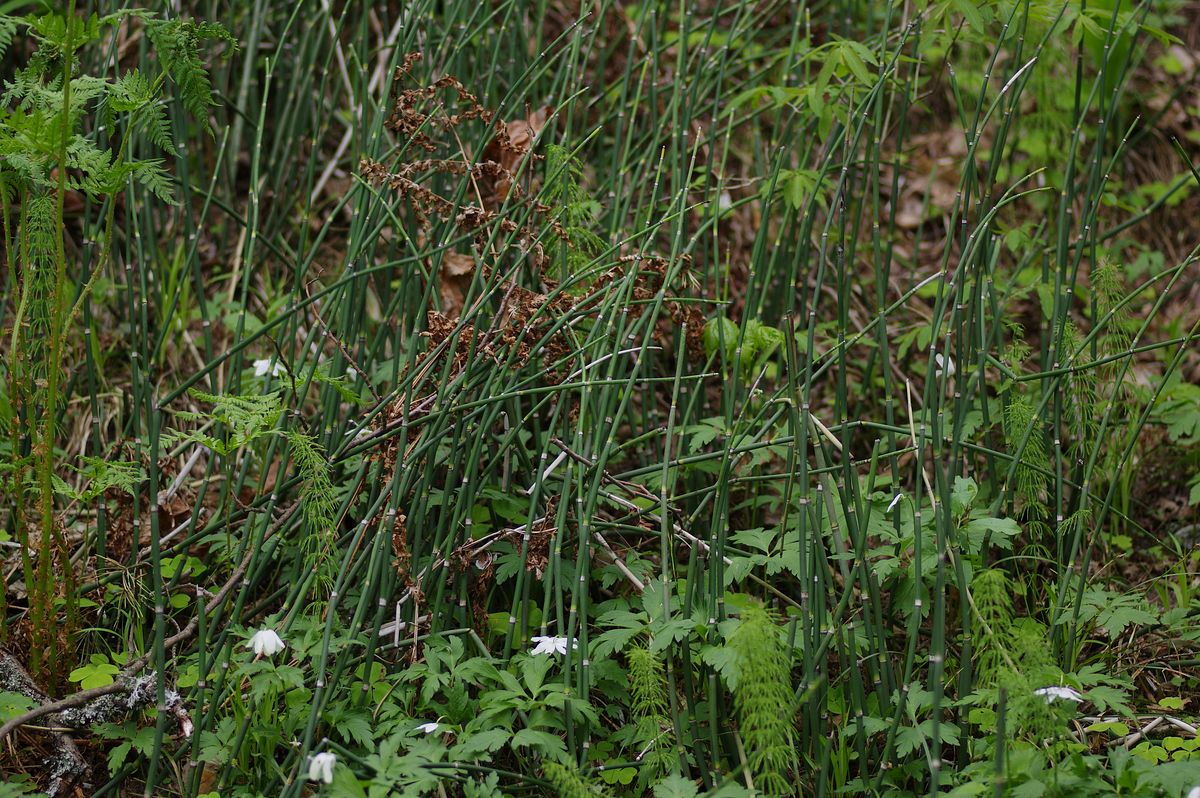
135,101,177,156
145,19,236,136
107,68,155,113
0,16,18,62
65,456,147,502
3,68,43,109
179,389,283,455
130,158,177,205
65,134,115,197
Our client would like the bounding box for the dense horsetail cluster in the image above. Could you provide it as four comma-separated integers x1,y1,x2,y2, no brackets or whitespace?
0,1,1198,796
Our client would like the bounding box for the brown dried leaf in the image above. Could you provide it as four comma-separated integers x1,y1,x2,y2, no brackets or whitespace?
438,252,475,319
481,106,552,205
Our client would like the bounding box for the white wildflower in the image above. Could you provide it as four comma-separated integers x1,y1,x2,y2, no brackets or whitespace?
1185,786,1200,798
253,358,285,378
246,628,286,657
416,722,441,734
307,751,336,784
1034,686,1084,704
718,191,733,211
531,635,576,656
887,493,904,512
933,352,956,376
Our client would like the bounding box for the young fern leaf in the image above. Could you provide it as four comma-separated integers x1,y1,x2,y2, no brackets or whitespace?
145,19,238,137
66,135,116,197
130,159,178,205
107,68,156,113
53,456,147,503
136,101,177,156
0,16,17,61
169,390,336,579
171,389,283,455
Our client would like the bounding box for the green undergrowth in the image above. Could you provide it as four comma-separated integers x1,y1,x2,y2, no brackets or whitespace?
0,0,1199,796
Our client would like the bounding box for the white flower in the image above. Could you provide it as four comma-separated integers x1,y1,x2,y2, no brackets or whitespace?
307,751,336,784
933,352,956,376
887,493,904,512
1185,787,1200,798
718,191,733,212
416,722,441,734
531,635,576,656
253,358,285,378
246,628,286,657
1034,686,1084,704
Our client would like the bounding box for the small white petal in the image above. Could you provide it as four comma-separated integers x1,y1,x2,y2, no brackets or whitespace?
718,191,733,211
416,722,440,734
308,752,336,783
887,493,904,512
1034,686,1084,704
530,635,576,656
247,628,286,658
253,359,285,378
1185,786,1200,798
933,352,956,376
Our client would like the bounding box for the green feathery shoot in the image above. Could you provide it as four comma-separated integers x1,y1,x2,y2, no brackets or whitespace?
283,428,339,564
544,144,605,278
1003,392,1050,521
628,644,676,784
971,567,1017,688
726,602,797,797
542,762,615,798
169,390,338,581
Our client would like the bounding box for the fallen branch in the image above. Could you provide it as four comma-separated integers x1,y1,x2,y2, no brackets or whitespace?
0,651,89,797
0,519,265,744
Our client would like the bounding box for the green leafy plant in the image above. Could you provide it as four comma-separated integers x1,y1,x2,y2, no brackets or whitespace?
0,6,232,677
725,601,797,797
